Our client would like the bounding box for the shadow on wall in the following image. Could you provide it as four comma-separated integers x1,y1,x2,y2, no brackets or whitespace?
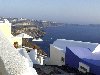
0,57,8,75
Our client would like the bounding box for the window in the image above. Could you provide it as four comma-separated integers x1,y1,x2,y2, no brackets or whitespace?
78,62,89,73
14,42,18,48
61,57,64,62
80,66,87,72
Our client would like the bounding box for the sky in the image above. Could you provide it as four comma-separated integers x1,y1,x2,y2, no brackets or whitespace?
0,0,100,24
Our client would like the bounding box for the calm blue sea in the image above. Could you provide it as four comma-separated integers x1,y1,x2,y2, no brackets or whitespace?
32,25,100,55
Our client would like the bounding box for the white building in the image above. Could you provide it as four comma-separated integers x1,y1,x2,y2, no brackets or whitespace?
0,19,22,47
45,39,99,66
28,49,44,65
44,39,100,75
0,30,38,75
0,19,11,37
16,33,44,65
0,19,39,75
16,33,33,38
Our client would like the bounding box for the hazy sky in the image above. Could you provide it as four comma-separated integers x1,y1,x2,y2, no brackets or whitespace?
0,0,100,24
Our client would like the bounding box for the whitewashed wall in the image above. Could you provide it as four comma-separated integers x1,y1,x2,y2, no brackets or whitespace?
0,19,11,37
48,44,65,66
28,49,44,65
0,31,38,75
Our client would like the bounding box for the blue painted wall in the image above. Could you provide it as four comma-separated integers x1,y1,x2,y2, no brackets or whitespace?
65,47,100,75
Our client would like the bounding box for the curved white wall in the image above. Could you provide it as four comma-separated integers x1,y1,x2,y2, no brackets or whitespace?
0,31,37,75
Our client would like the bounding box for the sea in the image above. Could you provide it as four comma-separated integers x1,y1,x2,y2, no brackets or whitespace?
32,25,100,56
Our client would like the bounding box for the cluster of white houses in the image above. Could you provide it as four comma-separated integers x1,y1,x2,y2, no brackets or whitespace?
44,39,100,75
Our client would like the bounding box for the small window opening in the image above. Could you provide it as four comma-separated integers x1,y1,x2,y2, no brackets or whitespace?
61,57,64,62
14,42,18,48
80,66,87,72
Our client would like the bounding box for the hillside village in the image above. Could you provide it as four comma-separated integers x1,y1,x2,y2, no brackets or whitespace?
0,18,97,75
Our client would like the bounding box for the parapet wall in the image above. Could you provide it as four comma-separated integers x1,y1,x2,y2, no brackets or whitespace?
0,31,37,75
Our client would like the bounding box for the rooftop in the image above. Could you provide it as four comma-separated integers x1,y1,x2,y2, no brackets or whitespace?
52,39,100,66
0,19,10,23
16,33,33,38
52,39,99,53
